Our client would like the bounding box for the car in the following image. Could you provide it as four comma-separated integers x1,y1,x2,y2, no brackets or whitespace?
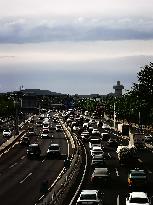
91,168,110,185
3,129,12,138
36,120,42,127
46,143,61,158
20,136,30,146
43,122,50,130
92,129,101,136
41,129,49,138
27,144,41,159
76,189,103,205
27,127,36,136
89,119,97,126
91,158,105,169
81,131,90,141
88,126,94,133
55,124,62,131
72,126,80,131
101,133,110,141
126,192,150,205
128,169,147,190
107,139,118,149
89,138,101,149
145,134,153,143
97,121,103,128
90,146,103,158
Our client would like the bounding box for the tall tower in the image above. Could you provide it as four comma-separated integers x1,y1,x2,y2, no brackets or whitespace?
113,81,124,96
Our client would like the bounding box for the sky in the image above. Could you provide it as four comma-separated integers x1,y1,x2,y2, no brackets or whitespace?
0,0,153,95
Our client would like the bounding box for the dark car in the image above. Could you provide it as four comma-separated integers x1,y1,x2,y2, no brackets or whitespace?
128,169,147,190
27,144,41,159
91,168,110,185
20,136,30,146
91,158,105,169
46,144,61,158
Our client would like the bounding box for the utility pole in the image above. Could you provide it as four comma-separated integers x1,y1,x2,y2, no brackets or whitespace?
114,102,116,130
14,99,19,135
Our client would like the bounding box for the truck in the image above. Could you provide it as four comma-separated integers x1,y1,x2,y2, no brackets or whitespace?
118,123,129,136
133,133,145,148
117,145,139,166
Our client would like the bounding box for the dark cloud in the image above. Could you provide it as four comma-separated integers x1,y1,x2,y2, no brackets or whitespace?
0,16,153,43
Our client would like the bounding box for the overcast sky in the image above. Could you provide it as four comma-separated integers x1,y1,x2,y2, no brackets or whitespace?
0,0,153,94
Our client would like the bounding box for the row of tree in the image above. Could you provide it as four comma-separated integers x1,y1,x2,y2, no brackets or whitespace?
104,63,153,126
75,62,153,126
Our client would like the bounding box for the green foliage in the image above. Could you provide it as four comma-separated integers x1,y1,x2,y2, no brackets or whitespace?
0,95,15,117
103,62,153,125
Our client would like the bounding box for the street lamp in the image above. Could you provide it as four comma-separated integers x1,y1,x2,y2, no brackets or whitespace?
114,102,116,130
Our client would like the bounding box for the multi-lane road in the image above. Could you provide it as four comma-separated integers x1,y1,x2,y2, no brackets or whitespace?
0,113,71,205
1,111,153,205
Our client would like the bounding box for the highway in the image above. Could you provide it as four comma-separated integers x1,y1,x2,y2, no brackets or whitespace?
73,124,153,204
0,113,71,205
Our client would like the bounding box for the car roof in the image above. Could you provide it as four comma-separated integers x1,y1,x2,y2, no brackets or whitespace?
49,143,59,146
29,143,39,147
93,168,108,175
81,190,98,195
130,169,145,174
92,146,102,150
130,192,148,198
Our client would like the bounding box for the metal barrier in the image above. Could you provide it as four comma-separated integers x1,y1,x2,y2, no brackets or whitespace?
36,117,83,205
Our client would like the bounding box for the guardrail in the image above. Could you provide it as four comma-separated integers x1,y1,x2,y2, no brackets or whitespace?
36,117,84,205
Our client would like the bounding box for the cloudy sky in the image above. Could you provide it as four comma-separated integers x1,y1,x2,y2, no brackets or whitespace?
0,0,153,94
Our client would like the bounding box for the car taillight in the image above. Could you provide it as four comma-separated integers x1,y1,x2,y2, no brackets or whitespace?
128,178,133,185
91,176,95,181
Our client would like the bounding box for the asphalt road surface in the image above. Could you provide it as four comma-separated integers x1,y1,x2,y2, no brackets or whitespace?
0,115,71,205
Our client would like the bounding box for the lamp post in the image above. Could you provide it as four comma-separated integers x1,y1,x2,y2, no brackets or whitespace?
14,99,19,135
114,101,116,130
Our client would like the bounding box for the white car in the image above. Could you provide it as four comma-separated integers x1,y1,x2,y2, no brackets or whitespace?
41,129,49,138
56,124,62,131
92,129,100,136
43,122,50,130
3,129,12,138
126,192,150,205
76,189,103,205
90,146,103,157
89,138,101,149
72,126,80,131
81,131,90,141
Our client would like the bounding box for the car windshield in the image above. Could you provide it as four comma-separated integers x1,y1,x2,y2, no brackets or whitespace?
49,146,59,150
130,197,148,203
93,151,103,155
90,139,101,144
43,124,48,127
131,172,145,176
80,194,96,200
43,130,48,134
28,146,39,151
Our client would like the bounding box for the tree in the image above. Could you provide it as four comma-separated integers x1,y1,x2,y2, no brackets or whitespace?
130,62,153,125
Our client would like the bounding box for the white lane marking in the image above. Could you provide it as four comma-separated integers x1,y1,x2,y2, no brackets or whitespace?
116,168,119,176
117,195,119,205
148,170,152,174
68,140,70,157
19,172,32,184
138,158,143,163
9,162,18,169
21,156,25,160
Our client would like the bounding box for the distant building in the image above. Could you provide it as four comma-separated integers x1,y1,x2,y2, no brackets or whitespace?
113,81,124,96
